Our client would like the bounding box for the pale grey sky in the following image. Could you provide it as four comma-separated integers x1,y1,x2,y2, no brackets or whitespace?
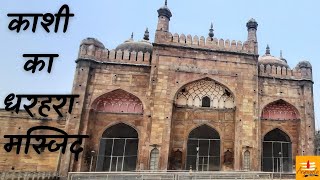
0,0,319,127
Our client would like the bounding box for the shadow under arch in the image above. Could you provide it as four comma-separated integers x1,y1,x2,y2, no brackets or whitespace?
91,89,144,114
262,128,292,172
98,121,140,140
186,124,221,171
96,123,139,172
261,99,300,120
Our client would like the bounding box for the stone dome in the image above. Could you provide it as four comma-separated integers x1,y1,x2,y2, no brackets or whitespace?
296,61,312,69
157,0,172,19
115,32,153,53
258,45,289,68
81,37,105,49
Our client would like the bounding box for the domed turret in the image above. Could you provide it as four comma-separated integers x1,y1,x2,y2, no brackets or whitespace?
296,61,312,69
156,0,172,32
81,37,105,49
115,29,153,53
259,45,289,68
246,18,258,31
157,0,172,20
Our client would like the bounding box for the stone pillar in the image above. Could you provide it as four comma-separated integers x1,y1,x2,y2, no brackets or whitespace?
58,60,92,179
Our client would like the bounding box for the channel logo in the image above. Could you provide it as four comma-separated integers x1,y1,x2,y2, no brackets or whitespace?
296,156,320,179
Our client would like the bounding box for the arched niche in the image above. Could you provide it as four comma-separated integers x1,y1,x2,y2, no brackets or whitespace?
92,89,143,114
149,148,160,171
175,78,235,109
261,100,299,120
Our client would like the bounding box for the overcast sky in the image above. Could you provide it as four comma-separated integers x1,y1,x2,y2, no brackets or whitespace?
0,0,319,128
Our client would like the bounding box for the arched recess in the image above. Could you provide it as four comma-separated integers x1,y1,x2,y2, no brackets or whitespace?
243,150,250,171
262,128,292,172
149,148,160,170
92,89,143,114
261,100,299,120
96,123,139,172
186,125,221,171
175,78,235,109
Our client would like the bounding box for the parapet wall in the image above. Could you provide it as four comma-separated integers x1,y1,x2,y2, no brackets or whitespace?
258,64,312,80
157,32,256,55
78,44,151,66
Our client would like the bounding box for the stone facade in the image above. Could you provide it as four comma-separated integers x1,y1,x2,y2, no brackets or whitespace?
0,1,315,178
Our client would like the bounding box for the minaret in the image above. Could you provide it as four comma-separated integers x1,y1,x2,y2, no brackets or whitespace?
156,0,172,32
247,18,258,42
246,18,258,54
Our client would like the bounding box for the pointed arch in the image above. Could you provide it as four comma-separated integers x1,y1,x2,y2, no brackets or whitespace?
264,128,291,142
149,148,160,170
96,123,139,172
92,89,143,114
175,78,235,109
262,128,292,172
186,124,221,171
261,99,299,120
243,150,250,171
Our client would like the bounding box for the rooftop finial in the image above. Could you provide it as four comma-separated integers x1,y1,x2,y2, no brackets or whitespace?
165,0,168,6
266,45,270,55
280,50,287,63
144,28,150,41
208,22,214,39
131,32,134,39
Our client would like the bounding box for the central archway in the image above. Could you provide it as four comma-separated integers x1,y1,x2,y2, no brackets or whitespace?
186,125,221,171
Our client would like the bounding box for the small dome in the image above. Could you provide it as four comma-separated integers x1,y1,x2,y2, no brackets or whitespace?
116,39,153,53
247,18,258,30
258,45,289,68
296,61,312,69
259,55,289,68
157,0,172,19
81,37,105,49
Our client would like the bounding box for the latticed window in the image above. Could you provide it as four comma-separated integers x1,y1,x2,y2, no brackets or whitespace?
243,150,250,171
149,148,160,170
261,100,299,120
176,78,234,109
94,89,143,114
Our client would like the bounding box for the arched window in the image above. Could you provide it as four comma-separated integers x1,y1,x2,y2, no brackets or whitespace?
149,148,159,170
186,125,220,171
243,150,250,171
262,128,292,172
261,100,299,120
93,89,143,114
202,96,211,107
175,78,235,109
96,123,139,172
